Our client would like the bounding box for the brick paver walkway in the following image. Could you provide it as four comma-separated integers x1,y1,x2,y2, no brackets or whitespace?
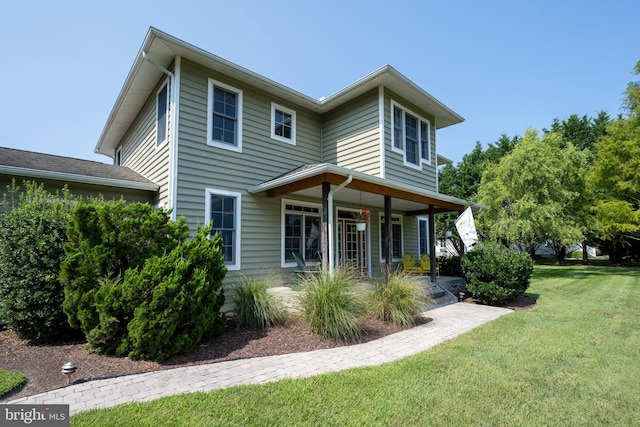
8,303,511,415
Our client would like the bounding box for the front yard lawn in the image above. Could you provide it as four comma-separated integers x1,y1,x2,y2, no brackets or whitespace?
0,370,26,398
72,265,640,426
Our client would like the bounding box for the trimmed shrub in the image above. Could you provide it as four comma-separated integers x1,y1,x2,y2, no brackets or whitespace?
461,242,534,305
438,255,462,276
233,275,286,329
366,270,430,326
299,268,363,342
85,226,227,360
120,226,227,361
60,200,189,334
0,181,78,342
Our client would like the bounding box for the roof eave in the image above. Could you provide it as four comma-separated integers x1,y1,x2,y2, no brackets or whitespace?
0,165,159,192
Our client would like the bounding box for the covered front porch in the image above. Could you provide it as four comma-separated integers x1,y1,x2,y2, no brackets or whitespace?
249,163,482,282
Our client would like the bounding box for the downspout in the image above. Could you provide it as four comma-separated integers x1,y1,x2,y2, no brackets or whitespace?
142,51,178,219
328,175,353,277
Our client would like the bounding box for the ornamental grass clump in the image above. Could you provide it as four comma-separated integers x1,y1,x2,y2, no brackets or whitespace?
233,275,286,329
299,268,363,342
367,270,431,326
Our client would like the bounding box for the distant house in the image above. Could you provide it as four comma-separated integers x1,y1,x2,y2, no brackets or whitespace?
5,27,482,283
0,147,158,207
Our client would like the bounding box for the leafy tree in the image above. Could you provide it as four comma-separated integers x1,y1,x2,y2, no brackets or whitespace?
437,134,519,254
477,130,591,261
0,181,78,342
544,111,611,262
588,60,640,263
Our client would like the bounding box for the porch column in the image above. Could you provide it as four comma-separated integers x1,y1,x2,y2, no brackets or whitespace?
321,182,330,271
384,195,392,273
429,204,437,283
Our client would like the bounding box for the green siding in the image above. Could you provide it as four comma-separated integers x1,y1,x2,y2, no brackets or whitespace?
175,59,324,283
322,89,381,176
117,79,171,207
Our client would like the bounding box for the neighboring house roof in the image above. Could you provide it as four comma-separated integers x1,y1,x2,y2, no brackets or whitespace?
0,147,159,191
249,163,487,214
95,27,464,157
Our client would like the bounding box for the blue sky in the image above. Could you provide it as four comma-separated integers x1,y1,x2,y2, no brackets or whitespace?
1,0,638,165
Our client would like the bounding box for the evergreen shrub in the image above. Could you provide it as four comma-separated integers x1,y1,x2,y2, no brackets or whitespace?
0,182,78,342
461,242,534,305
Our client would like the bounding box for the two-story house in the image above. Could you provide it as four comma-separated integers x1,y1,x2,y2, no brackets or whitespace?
94,27,480,283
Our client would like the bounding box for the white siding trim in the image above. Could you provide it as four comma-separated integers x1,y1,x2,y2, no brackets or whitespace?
168,56,181,219
207,78,243,153
205,188,242,271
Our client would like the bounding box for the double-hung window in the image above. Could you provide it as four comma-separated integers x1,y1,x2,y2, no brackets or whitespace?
206,188,241,270
156,81,169,148
283,202,321,265
271,102,296,145
391,101,431,166
207,78,243,152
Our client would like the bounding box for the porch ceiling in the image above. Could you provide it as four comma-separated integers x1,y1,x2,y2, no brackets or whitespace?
248,164,485,215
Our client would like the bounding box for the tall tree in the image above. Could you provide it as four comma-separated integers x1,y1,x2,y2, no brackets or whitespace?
437,135,519,254
544,111,611,262
477,130,591,261
588,60,640,263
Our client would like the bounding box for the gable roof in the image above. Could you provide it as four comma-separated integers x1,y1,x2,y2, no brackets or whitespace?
95,27,464,157
0,147,158,191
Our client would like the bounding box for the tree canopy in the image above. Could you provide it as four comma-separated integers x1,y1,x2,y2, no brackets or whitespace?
587,60,640,262
477,130,591,259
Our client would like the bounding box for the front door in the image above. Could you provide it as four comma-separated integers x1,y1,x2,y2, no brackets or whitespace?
336,211,368,275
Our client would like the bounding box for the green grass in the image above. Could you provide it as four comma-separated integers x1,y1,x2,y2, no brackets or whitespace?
72,265,640,426
0,370,27,398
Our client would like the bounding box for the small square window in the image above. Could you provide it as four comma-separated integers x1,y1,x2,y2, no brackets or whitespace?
271,102,296,145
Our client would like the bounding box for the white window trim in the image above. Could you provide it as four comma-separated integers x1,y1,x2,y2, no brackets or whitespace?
205,188,241,271
156,79,170,150
418,216,430,256
390,100,432,169
271,102,296,145
378,213,403,262
207,78,243,153
281,199,322,268
115,147,122,166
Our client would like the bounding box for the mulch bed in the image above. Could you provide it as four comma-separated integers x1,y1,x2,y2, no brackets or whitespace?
1,295,536,402
0,315,428,402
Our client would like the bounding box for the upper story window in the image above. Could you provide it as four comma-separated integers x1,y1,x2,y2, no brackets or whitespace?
391,101,431,167
271,102,296,145
206,188,241,270
207,78,243,153
115,148,122,166
156,81,169,148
